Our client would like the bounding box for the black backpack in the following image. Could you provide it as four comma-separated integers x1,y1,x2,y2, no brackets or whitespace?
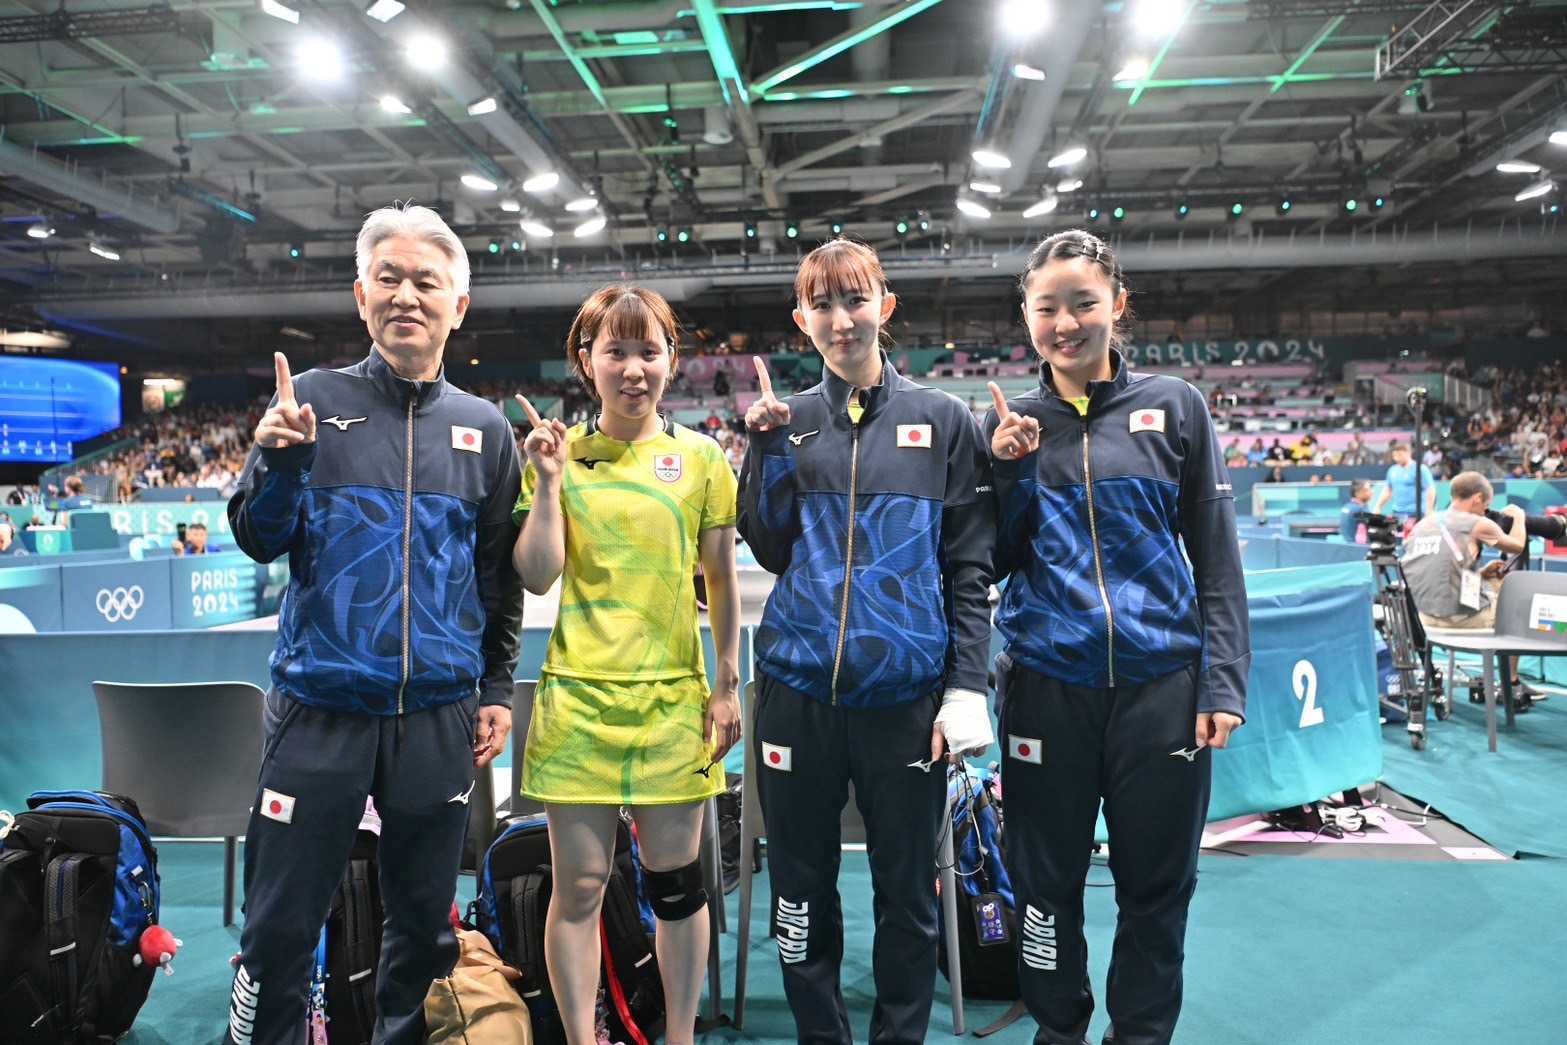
306,828,383,1044
937,767,1028,1036
0,790,161,1044
476,813,664,1045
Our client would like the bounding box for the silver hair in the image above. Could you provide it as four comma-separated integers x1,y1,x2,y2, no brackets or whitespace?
354,202,470,296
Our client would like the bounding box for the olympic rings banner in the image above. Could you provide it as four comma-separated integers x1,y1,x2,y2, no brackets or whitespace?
1,550,263,632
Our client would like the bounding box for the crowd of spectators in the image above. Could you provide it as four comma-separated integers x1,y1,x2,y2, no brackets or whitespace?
82,401,263,501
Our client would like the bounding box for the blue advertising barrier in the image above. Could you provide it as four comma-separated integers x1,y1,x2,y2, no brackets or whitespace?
0,550,263,632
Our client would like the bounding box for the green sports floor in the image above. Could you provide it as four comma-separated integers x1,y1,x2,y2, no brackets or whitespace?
126,695,1567,1045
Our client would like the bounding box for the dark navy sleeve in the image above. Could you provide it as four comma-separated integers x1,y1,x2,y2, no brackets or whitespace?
228,392,315,564
1177,385,1251,721
940,405,996,694
1338,503,1361,543
981,406,1037,581
475,421,525,707
736,424,798,576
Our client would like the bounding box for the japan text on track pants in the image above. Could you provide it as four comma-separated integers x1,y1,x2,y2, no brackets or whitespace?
225,690,478,1045
996,656,1211,1045
752,672,947,1045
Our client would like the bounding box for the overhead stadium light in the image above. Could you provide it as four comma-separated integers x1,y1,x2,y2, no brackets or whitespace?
1496,160,1542,174
1113,57,1149,83
830,221,844,235
955,197,992,219
89,242,120,261
1175,201,1190,219
655,226,670,243
1013,63,1045,81
1022,194,1059,219
972,148,1012,170
26,223,54,239
1550,130,1567,147
404,32,447,72
296,37,345,83
565,196,599,212
499,198,521,213
999,0,1048,39
379,94,412,115
969,180,1003,194
519,219,554,238
1276,197,1292,215
523,171,560,194
259,0,300,24
1057,177,1084,193
1048,146,1088,168
574,215,607,237
784,220,800,239
461,173,498,192
1515,178,1555,202
1111,205,1127,222
466,97,499,116
1133,0,1188,41
364,0,405,21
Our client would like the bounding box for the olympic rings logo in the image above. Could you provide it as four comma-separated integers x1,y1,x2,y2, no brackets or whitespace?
96,585,145,623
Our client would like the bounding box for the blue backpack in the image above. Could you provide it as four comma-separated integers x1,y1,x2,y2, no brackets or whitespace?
0,789,162,1044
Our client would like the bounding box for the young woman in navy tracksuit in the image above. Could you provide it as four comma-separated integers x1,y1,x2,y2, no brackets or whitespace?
737,238,995,1045
985,230,1249,1045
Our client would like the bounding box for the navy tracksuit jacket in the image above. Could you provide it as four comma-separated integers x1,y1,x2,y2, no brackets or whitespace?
224,348,523,1045
738,355,994,1044
985,353,1249,1045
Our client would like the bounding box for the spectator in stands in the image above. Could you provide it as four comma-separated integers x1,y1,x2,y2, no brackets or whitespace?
1400,471,1538,707
57,475,94,512
0,519,25,556
1373,442,1436,520
1246,438,1267,466
1339,432,1369,466
1338,479,1373,543
4,488,23,506
173,521,218,556
1224,439,1245,467
1263,464,1288,484
1265,438,1289,462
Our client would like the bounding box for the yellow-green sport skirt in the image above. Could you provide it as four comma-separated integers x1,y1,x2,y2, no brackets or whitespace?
520,671,726,805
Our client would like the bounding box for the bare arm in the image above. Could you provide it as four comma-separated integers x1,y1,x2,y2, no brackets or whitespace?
1372,484,1390,514
1475,508,1527,556
699,524,742,759
512,475,565,595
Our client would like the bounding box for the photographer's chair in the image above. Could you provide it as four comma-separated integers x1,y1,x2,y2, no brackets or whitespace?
1423,571,1567,752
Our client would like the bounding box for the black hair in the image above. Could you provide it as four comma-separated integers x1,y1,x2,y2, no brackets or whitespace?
1017,229,1132,350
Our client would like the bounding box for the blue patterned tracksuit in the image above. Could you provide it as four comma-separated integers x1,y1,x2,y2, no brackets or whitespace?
985,354,1249,1045
738,355,994,1044
224,348,524,1045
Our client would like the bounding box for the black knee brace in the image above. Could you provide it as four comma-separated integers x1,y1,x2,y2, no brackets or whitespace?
643,860,708,921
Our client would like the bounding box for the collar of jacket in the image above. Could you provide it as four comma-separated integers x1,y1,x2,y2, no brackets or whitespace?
360,345,448,408
583,412,676,439
821,350,903,420
1035,349,1132,416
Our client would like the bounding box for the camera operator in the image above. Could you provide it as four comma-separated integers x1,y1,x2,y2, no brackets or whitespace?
1400,471,1539,708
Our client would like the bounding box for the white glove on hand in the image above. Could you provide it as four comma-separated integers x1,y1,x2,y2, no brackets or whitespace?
934,688,995,757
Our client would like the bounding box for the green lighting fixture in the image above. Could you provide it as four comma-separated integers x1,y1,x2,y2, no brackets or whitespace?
830,220,844,235
785,221,801,239
1276,198,1292,215
894,217,910,237
744,220,759,239
1111,205,1126,222
487,238,501,254
1344,198,1359,213
677,226,693,243
1175,201,1190,220
1087,206,1101,221
1230,201,1245,217
288,242,303,259
656,226,670,243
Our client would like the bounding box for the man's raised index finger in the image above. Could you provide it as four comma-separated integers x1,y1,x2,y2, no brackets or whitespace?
987,381,1010,419
753,355,774,397
274,352,296,404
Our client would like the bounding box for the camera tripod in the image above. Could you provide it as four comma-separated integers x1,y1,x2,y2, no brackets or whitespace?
1370,548,1449,750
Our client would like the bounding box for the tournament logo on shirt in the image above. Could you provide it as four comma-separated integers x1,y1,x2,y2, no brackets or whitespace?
897,424,932,448
654,452,683,482
1007,735,1042,764
761,741,792,771
1129,409,1165,434
451,425,483,452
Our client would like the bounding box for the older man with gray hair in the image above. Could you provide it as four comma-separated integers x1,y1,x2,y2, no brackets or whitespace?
224,203,524,1044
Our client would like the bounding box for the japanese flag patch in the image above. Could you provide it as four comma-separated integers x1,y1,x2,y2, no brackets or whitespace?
1008,735,1042,765
654,453,683,483
897,424,932,448
761,742,792,772
260,788,296,824
1129,409,1165,434
451,425,483,453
